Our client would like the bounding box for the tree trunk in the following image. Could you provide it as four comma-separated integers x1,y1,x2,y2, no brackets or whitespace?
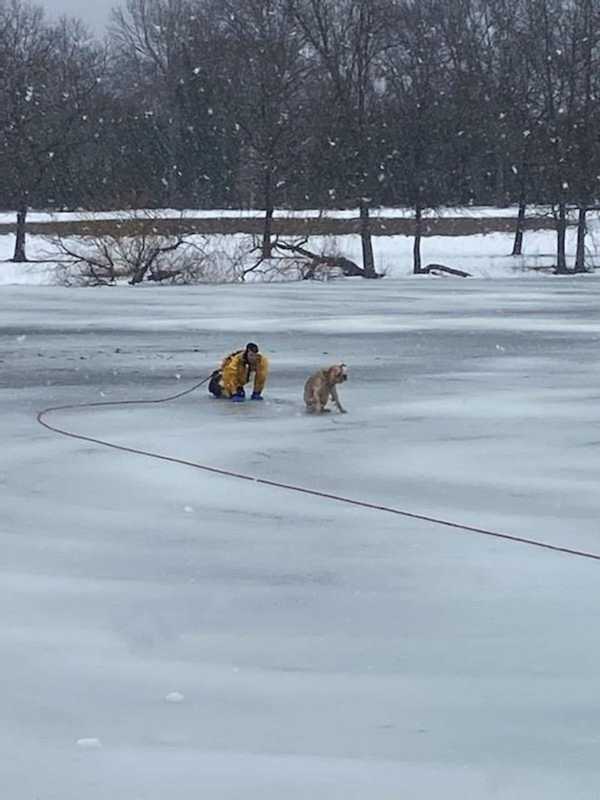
262,170,274,259
555,201,568,274
574,206,587,272
512,199,526,256
413,204,422,274
13,205,28,262
359,199,377,277
495,156,506,207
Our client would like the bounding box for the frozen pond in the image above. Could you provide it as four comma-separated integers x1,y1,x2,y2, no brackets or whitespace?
2,277,600,798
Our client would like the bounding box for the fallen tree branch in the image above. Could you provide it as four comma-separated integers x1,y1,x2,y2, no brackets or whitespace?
240,249,266,280
273,240,379,278
146,267,184,282
421,263,471,277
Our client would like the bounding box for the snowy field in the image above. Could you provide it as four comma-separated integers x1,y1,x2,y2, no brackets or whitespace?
1,217,600,285
2,278,600,798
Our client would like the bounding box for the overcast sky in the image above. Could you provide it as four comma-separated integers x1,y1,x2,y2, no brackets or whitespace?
39,0,113,33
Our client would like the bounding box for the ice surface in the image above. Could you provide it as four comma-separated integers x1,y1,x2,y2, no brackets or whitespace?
2,278,600,798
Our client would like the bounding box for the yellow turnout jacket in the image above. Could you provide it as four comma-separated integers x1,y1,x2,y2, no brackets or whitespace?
220,350,269,397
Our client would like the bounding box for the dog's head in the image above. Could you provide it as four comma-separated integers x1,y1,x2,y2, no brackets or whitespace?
326,363,348,384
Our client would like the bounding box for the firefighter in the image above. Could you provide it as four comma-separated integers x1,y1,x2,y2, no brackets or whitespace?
208,342,269,402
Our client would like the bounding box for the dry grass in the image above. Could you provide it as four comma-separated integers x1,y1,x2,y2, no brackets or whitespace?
0,214,557,239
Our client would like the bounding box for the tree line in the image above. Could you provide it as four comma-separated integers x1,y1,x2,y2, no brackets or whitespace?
1,0,599,273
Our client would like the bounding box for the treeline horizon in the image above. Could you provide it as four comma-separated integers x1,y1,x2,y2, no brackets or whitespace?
1,0,599,210
2,0,599,272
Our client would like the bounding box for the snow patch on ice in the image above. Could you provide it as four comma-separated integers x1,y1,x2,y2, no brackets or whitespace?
76,738,102,749
165,692,185,704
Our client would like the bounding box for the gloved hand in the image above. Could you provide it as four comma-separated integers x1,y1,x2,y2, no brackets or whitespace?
251,391,263,401
231,388,246,402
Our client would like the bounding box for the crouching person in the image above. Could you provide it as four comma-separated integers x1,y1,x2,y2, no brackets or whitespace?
208,342,269,402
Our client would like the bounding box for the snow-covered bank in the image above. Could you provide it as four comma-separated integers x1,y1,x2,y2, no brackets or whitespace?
2,219,600,286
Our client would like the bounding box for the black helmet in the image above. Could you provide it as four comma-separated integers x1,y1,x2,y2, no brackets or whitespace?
245,342,259,353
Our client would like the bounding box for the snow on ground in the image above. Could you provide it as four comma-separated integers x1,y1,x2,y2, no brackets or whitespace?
2,279,600,798
308,226,600,278
1,214,600,285
0,256,59,285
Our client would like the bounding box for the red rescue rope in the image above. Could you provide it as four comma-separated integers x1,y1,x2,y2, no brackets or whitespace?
36,378,600,563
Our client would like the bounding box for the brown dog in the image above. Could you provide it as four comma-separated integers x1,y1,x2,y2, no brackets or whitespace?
304,363,348,414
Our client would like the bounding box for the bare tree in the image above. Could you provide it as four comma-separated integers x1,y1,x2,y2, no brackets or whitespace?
466,0,543,256
110,0,195,205
523,0,600,273
568,0,600,272
46,210,206,285
0,0,104,261
383,0,452,273
0,0,53,260
110,0,240,209
290,0,392,277
213,0,309,259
